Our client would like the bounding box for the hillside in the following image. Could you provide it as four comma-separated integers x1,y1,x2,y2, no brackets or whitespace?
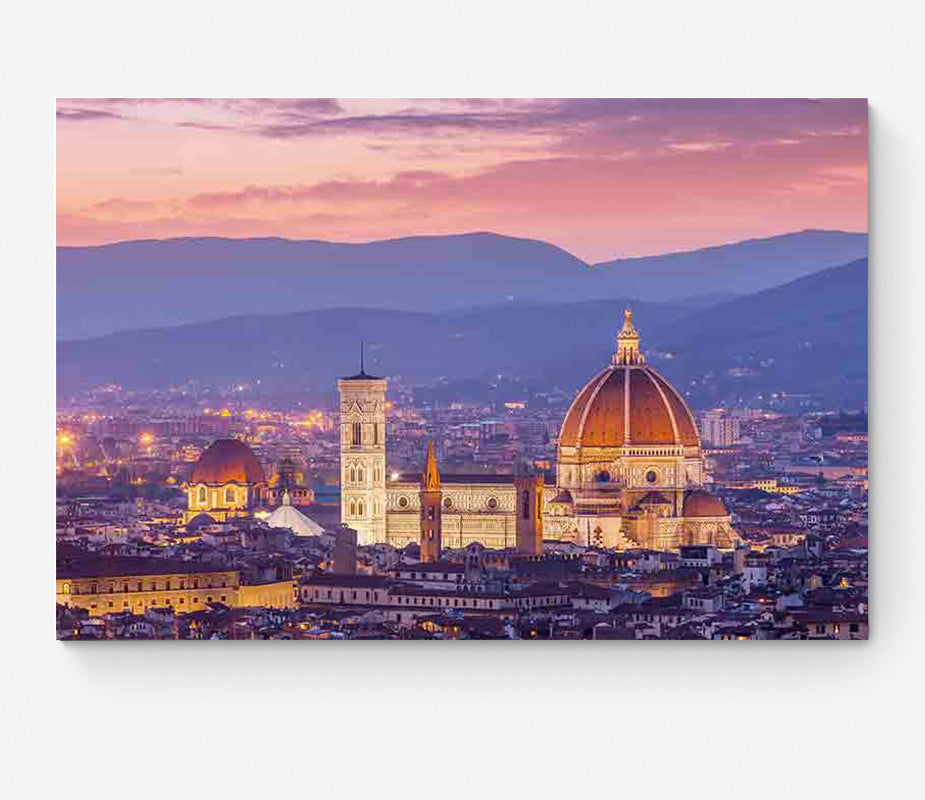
593,229,868,301
58,259,868,408
645,258,868,407
57,229,867,339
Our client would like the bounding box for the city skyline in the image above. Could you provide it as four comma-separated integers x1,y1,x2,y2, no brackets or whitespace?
56,98,868,261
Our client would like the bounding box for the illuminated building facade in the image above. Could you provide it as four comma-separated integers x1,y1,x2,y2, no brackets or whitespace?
184,438,267,524
338,365,388,544
56,558,295,617
341,308,740,552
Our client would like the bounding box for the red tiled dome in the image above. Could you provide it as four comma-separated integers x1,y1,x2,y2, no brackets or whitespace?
683,490,728,517
191,439,265,485
559,365,699,448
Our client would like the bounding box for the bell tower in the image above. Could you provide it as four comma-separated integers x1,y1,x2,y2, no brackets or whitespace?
338,346,387,546
515,470,544,555
420,441,442,563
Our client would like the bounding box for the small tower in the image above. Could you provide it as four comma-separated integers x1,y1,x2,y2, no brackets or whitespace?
613,308,645,366
419,441,442,563
338,344,388,546
515,469,544,555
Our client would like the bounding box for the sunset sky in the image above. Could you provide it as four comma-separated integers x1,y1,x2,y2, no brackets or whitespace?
56,98,868,262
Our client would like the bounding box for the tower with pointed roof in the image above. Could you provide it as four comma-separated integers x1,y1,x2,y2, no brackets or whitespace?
337,344,388,545
419,441,443,562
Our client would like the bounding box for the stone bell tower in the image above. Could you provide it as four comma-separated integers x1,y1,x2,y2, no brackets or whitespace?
419,441,442,563
515,470,544,555
338,346,387,546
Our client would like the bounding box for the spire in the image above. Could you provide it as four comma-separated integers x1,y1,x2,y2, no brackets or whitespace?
422,440,440,491
613,308,645,366
360,341,365,375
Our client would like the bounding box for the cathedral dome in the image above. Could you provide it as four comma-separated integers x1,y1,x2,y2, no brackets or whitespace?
191,439,266,485
559,311,699,449
683,490,728,518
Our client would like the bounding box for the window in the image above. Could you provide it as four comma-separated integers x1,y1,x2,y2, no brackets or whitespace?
352,422,362,446
62,583,70,595
198,486,206,503
398,496,409,508
521,490,530,520
225,487,236,503
357,467,365,483
487,497,498,510
357,500,365,516
646,470,658,484
350,466,356,483
444,497,453,509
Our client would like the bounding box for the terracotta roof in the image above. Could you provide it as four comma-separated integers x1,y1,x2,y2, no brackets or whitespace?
683,490,728,518
559,365,699,447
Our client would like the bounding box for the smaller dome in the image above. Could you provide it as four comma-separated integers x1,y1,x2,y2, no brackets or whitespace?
191,439,266,485
683,490,728,518
551,489,574,504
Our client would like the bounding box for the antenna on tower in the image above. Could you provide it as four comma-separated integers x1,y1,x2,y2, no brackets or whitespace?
360,341,365,374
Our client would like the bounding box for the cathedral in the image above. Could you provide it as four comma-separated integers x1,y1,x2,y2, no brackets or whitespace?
339,309,740,552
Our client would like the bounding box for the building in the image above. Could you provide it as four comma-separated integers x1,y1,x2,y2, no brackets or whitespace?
56,555,295,617
184,440,317,526
698,408,741,447
184,438,266,524
341,309,740,552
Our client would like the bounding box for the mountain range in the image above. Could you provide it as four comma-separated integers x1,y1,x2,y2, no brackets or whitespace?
57,257,868,408
57,229,868,339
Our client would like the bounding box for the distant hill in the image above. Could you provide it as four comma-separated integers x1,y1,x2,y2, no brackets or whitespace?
56,233,588,339
593,229,868,301
57,259,868,408
57,229,867,339
55,299,691,398
645,258,869,407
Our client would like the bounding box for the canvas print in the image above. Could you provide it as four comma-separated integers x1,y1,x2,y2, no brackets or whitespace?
56,99,868,640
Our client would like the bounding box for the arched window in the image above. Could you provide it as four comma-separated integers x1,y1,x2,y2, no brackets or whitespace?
352,422,362,445
521,490,530,520
350,466,356,483
225,487,236,503
350,500,356,517
62,583,70,595
198,486,206,503
357,467,365,483
358,500,365,516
